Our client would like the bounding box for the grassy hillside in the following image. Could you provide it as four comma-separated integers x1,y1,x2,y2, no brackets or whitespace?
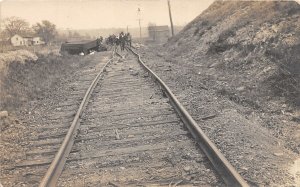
0,48,83,111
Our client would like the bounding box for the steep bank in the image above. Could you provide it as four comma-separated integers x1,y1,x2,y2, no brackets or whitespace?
163,0,300,155
167,1,300,107
0,48,69,111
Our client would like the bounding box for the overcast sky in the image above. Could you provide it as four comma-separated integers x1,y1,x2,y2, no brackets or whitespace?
1,0,214,29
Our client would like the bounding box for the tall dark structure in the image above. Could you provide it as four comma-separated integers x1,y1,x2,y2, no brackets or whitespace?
138,7,142,43
167,0,174,37
0,0,2,33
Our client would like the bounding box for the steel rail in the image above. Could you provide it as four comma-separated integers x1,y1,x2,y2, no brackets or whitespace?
39,51,115,187
128,47,249,187
115,51,123,58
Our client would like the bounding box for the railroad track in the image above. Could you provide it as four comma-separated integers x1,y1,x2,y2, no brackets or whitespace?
1,52,114,187
54,49,222,187
5,48,249,186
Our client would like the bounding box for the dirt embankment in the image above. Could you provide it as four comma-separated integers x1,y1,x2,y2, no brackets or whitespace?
163,0,300,152
0,47,77,111
168,1,300,107
138,1,299,186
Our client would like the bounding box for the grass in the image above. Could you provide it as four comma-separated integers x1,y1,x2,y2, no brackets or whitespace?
265,44,300,106
0,47,82,111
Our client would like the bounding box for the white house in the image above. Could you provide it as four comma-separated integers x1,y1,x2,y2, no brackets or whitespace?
10,34,25,46
32,37,44,45
10,34,45,46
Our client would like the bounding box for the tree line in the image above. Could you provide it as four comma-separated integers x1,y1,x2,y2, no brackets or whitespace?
0,17,92,45
1,17,57,45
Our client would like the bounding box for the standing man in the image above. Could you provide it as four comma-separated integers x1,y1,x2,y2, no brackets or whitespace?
126,33,132,47
119,32,125,51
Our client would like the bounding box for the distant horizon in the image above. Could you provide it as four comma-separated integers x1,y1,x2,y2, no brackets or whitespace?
56,25,185,38
56,24,184,31
1,0,214,30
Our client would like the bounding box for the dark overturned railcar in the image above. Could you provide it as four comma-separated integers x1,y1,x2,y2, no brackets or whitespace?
60,39,107,55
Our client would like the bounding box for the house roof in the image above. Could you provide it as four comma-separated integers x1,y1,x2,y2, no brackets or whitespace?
11,34,22,38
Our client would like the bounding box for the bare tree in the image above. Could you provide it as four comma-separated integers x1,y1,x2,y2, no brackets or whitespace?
33,20,57,44
3,16,32,37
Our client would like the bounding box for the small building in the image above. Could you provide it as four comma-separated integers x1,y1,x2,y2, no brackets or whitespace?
33,37,44,45
10,34,25,46
10,34,45,46
148,25,170,42
23,37,33,46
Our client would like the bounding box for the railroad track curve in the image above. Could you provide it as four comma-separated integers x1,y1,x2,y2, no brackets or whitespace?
37,47,249,186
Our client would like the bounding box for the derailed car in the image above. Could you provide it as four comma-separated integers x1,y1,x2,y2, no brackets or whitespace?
60,39,107,55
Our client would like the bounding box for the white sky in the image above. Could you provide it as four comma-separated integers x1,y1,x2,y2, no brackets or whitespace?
1,0,215,29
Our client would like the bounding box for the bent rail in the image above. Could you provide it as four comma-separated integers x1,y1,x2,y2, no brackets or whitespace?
128,47,249,187
39,52,115,187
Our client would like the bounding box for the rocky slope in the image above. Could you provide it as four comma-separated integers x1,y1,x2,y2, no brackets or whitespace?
167,0,300,107
163,0,300,156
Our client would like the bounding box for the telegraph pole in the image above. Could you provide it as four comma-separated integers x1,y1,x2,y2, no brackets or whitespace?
0,0,2,33
167,0,174,37
0,0,2,52
137,7,142,43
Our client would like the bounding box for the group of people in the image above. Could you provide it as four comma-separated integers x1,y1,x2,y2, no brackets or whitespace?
96,36,103,46
106,32,132,51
